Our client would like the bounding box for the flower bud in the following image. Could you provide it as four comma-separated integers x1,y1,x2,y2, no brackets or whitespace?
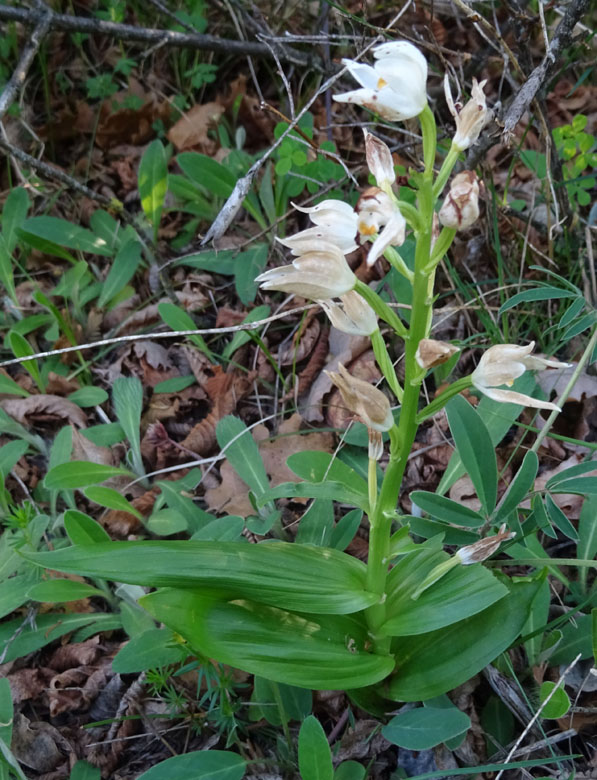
415,339,460,370
320,291,378,336
439,171,480,230
444,76,489,151
364,130,395,188
456,524,515,565
326,363,394,433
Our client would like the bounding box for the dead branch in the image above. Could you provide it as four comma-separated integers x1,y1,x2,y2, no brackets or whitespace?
467,0,590,167
0,4,315,68
0,7,52,121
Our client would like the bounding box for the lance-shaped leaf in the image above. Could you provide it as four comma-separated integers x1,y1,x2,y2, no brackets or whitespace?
382,542,508,636
140,589,395,690
388,579,542,701
25,540,378,614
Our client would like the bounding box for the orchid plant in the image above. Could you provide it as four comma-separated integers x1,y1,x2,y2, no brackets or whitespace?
27,42,575,714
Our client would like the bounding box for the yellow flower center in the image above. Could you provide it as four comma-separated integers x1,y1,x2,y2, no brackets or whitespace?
359,222,377,237
377,77,388,89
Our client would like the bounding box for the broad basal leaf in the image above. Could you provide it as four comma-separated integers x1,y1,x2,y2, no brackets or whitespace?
382,542,508,636
25,540,378,614
388,579,542,701
140,589,395,690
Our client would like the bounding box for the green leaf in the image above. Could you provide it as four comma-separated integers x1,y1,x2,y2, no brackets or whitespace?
138,139,168,240
2,186,30,252
84,486,142,519
495,451,538,521
67,387,109,407
8,331,44,391
19,216,112,256
388,579,541,701
0,372,28,397
288,451,369,499
177,153,236,198
153,375,196,393
382,706,471,750
578,497,597,591
0,678,13,748
544,494,579,541
546,461,597,486
550,477,597,495
222,304,270,359
64,510,111,544
97,240,143,308
112,376,144,476
234,244,268,305
410,492,485,528
382,543,508,635
0,613,98,664
549,613,593,664
0,440,28,479
334,762,366,780
446,395,497,513
27,579,103,603
498,287,578,316
146,508,188,536
330,509,362,551
296,500,334,546
481,695,515,752
157,302,212,358
191,515,244,541
136,750,246,780
44,462,132,490
438,374,538,495
539,681,570,719
250,676,312,725
25,540,378,614
140,589,395,690
69,761,101,780
299,716,333,780
0,574,36,621
261,481,369,512
112,628,185,673
522,579,550,666
216,416,270,499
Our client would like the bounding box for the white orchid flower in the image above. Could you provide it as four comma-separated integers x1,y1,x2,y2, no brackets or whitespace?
319,290,378,336
357,188,406,267
471,342,571,410
278,200,359,255
256,241,355,300
334,41,428,122
444,76,489,151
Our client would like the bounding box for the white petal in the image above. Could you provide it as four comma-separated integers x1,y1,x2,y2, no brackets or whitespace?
373,41,428,81
476,386,560,411
366,215,405,266
340,59,379,90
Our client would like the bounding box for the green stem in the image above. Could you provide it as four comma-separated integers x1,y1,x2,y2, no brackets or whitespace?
418,105,437,176
354,280,407,339
368,456,378,514
371,328,403,402
433,145,460,199
364,158,437,651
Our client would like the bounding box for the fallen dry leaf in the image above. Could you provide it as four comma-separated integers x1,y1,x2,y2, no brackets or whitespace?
71,427,115,466
0,395,87,428
168,101,225,152
205,413,334,516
